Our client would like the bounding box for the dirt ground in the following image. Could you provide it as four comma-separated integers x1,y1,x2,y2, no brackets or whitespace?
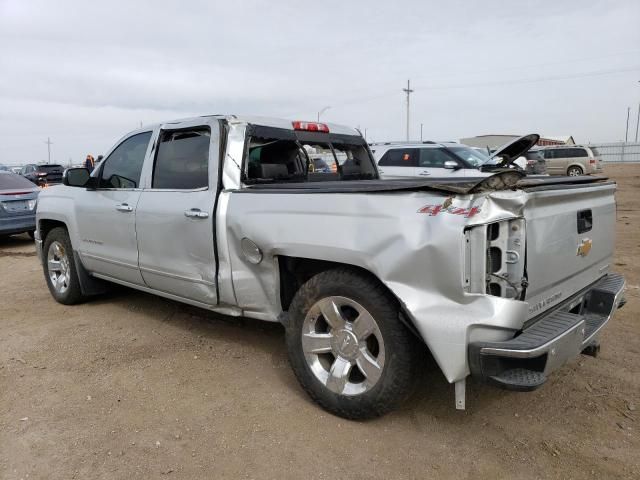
1,165,638,480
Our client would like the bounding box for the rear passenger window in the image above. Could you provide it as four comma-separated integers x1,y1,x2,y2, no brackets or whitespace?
567,148,588,158
378,149,418,167
152,129,210,189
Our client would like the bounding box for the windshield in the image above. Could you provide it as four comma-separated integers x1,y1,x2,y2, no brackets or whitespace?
446,146,490,167
244,131,376,184
0,172,38,189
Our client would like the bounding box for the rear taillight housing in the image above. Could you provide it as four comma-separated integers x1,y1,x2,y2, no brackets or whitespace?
464,219,527,299
589,158,596,164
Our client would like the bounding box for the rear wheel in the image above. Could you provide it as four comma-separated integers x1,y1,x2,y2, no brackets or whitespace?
285,268,419,419
567,166,583,176
43,227,85,305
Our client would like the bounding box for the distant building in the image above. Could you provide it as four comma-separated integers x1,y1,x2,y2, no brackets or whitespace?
537,135,575,146
460,134,575,149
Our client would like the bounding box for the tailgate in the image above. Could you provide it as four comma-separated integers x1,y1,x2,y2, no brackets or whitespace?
523,182,616,319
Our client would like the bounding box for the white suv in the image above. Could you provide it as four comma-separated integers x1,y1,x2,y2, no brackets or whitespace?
370,142,491,179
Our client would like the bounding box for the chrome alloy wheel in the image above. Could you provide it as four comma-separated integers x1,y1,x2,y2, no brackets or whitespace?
47,241,70,295
302,296,385,396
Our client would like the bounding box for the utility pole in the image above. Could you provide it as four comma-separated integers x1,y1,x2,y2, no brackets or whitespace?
636,103,640,142
625,107,630,142
402,79,414,141
420,123,423,142
44,137,53,164
364,128,367,141
635,103,640,142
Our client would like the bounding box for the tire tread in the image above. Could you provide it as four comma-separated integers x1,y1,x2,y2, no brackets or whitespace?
286,267,418,419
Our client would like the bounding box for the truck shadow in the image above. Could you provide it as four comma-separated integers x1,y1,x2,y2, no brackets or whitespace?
0,233,34,246
92,285,516,423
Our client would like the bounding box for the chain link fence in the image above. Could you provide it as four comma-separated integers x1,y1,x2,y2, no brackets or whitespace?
589,142,640,163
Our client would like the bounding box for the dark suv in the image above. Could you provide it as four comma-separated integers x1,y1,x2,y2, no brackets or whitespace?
20,164,64,185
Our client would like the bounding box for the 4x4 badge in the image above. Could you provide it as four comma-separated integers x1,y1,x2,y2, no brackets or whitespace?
418,204,481,218
577,238,592,257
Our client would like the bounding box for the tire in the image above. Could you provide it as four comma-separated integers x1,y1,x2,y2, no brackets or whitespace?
285,268,419,419
567,166,583,176
42,227,85,305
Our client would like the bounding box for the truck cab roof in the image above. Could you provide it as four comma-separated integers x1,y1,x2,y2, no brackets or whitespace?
132,115,361,138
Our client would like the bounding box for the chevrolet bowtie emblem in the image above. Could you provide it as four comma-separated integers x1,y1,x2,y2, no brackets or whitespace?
577,238,593,257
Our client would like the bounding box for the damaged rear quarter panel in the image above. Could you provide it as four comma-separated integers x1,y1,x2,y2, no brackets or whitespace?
224,189,530,383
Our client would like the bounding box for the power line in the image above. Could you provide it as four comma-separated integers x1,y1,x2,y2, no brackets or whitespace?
419,65,640,91
316,49,640,109
279,62,640,122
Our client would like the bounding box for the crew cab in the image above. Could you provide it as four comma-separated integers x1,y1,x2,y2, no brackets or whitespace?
35,115,625,419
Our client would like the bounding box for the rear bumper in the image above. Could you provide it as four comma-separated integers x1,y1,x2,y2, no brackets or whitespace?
0,215,36,236
469,273,625,391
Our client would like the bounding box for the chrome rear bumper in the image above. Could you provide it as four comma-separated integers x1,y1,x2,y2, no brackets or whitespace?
469,273,625,391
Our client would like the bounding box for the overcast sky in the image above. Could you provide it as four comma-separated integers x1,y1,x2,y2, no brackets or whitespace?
1,0,639,165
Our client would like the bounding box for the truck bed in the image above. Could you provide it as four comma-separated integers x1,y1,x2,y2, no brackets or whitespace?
240,174,611,195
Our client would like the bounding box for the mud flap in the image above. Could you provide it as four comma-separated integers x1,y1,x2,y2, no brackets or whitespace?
73,251,109,296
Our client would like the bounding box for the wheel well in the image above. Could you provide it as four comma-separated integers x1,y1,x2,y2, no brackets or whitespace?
567,164,583,173
39,219,67,242
277,255,422,339
278,257,393,312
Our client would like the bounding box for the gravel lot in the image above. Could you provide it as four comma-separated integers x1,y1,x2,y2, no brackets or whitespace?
1,164,639,479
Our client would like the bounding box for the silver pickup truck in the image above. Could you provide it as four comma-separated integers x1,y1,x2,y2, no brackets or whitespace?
35,115,625,419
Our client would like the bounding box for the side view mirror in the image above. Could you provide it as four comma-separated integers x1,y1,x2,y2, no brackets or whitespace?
443,160,460,170
63,168,93,188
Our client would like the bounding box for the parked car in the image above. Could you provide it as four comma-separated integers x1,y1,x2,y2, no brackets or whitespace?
0,171,39,238
537,146,603,176
371,141,491,178
35,115,625,419
10,166,23,174
20,163,64,185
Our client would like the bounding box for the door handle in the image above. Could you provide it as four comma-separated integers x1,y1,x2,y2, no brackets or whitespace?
418,171,431,176
115,203,133,212
184,208,209,219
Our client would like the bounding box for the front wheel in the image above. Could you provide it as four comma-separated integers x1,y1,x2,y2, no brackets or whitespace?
567,166,583,176
42,227,85,305
285,268,419,419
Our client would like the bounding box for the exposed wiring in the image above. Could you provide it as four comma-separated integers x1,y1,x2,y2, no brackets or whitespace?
489,273,524,300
